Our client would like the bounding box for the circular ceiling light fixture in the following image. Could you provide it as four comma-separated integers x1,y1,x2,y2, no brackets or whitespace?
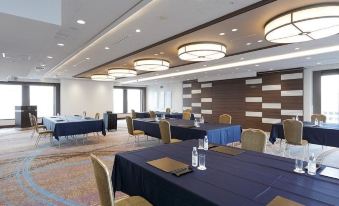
265,4,339,43
134,59,170,71
108,68,137,77
177,42,226,61
91,74,115,81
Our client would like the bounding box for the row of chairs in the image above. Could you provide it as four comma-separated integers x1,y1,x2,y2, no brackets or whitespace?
28,113,54,147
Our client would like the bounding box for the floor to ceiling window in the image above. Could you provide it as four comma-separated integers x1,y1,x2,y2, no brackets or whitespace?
29,85,55,117
0,84,22,119
321,74,339,123
113,87,145,113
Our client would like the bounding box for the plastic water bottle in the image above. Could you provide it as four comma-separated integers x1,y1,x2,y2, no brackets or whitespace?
315,118,319,126
203,135,208,150
192,147,198,167
200,115,204,124
307,153,316,175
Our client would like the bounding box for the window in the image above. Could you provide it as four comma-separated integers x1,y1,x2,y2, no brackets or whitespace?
113,88,124,113
321,74,339,123
0,84,22,119
127,89,141,112
29,85,55,117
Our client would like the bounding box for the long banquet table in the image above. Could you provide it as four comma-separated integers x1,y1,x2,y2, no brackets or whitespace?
135,112,194,120
133,118,241,145
112,139,339,206
270,122,339,147
42,116,106,140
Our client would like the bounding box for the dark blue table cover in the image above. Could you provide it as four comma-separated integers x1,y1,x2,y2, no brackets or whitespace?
270,122,339,147
133,118,241,145
112,140,339,206
135,112,194,120
42,116,106,140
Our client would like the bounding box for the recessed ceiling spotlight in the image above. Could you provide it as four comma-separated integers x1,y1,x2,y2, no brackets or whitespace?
295,47,300,50
219,32,225,36
269,68,273,70
257,40,263,43
40,64,46,67
306,57,311,60
246,42,252,46
159,52,165,54
136,29,141,33
57,43,64,47
154,53,159,56
104,46,110,50
232,28,238,32
240,57,245,60
85,57,90,60
2,52,6,58
76,19,86,25
255,64,259,67
235,68,239,70
317,62,322,65
47,56,53,59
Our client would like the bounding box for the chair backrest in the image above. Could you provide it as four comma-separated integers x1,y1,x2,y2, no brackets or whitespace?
182,112,191,120
241,129,267,153
149,111,156,118
183,109,192,113
28,113,33,127
131,109,136,119
95,113,100,120
283,119,303,145
159,120,171,144
126,116,134,136
311,114,326,123
166,108,171,113
219,114,232,124
31,115,39,132
90,154,114,206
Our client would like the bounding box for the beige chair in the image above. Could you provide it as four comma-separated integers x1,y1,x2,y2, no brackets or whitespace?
183,109,192,113
311,114,326,123
159,120,182,144
219,114,232,124
182,112,191,120
149,111,156,118
241,129,267,153
131,109,137,119
31,115,54,147
90,154,152,206
166,108,171,113
283,119,309,158
95,113,100,120
29,113,46,138
126,116,145,142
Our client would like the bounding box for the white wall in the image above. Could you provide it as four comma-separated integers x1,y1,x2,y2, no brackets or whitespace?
146,82,183,112
60,79,113,117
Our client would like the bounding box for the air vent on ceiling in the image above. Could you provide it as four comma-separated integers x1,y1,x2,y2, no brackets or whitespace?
36,66,46,71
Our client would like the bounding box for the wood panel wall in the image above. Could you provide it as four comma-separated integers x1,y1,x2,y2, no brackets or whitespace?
182,69,304,131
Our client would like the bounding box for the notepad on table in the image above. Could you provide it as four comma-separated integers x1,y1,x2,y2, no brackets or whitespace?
267,196,304,206
320,167,339,180
147,157,189,173
210,146,244,156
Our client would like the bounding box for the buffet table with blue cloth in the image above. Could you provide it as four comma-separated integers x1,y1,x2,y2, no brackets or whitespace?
42,116,106,140
270,122,339,147
133,118,241,145
135,112,195,120
112,139,339,206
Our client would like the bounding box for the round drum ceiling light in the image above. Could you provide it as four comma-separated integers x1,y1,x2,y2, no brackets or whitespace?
134,59,170,71
91,74,115,81
265,5,339,43
108,68,137,77
178,42,226,62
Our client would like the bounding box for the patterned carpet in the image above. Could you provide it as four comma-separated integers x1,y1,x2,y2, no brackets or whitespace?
1,123,339,206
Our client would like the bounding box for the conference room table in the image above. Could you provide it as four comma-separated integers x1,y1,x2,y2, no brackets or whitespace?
112,139,339,206
42,116,106,140
135,112,194,120
270,122,339,147
133,118,241,145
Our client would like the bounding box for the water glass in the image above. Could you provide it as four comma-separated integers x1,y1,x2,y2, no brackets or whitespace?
198,139,204,149
198,154,206,170
294,159,305,174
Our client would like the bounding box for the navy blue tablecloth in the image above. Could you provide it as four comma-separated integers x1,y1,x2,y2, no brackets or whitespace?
133,119,241,145
135,112,195,120
112,140,339,206
270,122,339,147
42,116,106,140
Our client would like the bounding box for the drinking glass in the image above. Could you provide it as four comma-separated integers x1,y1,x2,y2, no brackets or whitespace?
197,154,206,170
198,139,204,149
294,158,305,174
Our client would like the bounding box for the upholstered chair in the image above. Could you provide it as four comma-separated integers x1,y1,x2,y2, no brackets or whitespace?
159,120,182,144
182,112,191,120
126,116,145,142
149,111,156,118
241,129,267,153
166,108,171,113
219,114,232,124
131,109,137,119
283,119,309,158
311,114,326,123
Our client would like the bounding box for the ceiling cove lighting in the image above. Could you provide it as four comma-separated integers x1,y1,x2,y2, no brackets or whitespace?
108,68,137,77
265,4,339,43
178,42,226,61
134,59,170,71
91,74,115,81
122,44,339,84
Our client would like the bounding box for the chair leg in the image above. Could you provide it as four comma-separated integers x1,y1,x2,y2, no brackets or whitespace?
31,129,35,138
35,134,41,147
